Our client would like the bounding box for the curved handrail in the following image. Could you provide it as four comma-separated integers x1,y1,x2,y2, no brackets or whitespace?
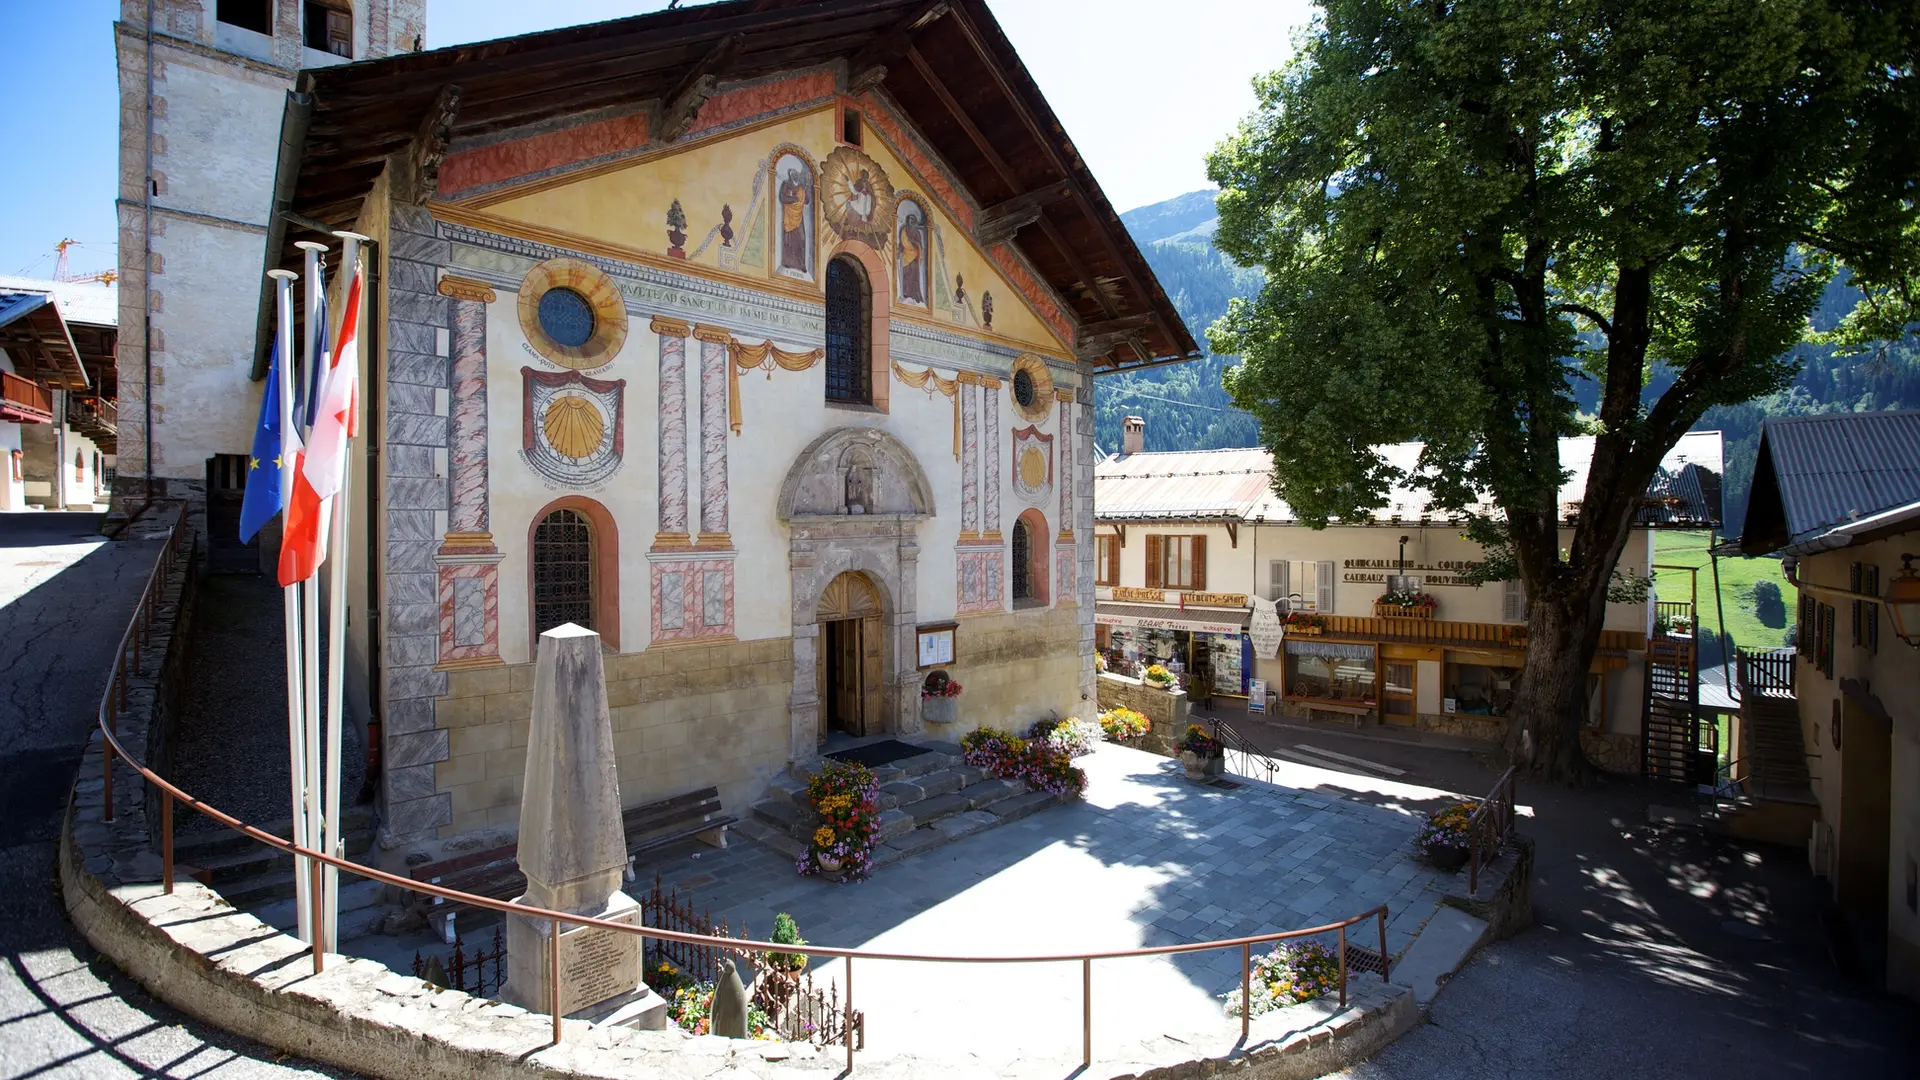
93,513,1396,1069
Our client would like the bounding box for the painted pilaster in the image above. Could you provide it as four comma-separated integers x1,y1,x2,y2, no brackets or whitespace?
1056,388,1075,539
652,316,691,547
982,376,1002,539
694,324,731,543
434,281,506,672
959,373,979,537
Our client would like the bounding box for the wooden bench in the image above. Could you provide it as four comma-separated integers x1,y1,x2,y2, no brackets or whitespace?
410,787,736,943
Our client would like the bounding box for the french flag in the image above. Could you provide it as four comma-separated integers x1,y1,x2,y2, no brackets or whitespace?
278,263,362,586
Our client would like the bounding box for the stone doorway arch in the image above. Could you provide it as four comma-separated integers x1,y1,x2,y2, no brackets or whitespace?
779,427,936,760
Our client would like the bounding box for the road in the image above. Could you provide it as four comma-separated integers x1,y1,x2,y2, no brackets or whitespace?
0,512,348,1079
1202,710,1919,1078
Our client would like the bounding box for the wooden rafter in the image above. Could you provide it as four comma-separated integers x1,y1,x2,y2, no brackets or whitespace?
846,0,950,90
660,32,745,142
403,84,462,203
975,180,1072,245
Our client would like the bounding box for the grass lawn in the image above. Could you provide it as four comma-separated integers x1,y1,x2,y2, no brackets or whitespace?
1651,531,1794,655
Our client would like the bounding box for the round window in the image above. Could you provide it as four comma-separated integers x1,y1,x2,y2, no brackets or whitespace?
1012,368,1036,409
537,287,596,349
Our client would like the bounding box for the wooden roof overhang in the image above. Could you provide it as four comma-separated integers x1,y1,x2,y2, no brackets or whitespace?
254,0,1199,379
0,298,90,392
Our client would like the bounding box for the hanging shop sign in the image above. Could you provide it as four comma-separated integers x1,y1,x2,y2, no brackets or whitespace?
1249,595,1284,659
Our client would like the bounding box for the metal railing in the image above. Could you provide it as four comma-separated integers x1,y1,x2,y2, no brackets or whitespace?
96,520,1397,1071
1211,717,1285,788
1466,767,1517,896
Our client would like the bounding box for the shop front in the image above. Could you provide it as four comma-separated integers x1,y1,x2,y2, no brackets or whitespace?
1094,598,1251,706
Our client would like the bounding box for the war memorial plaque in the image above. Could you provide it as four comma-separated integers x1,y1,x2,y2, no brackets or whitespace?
556,908,641,1016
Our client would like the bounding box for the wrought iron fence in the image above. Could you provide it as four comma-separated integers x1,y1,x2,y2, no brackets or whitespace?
1466,767,1517,897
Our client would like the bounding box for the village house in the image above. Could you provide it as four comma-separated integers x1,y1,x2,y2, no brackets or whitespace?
1725,409,1919,1003
179,0,1200,860
1092,416,1723,777
0,277,119,512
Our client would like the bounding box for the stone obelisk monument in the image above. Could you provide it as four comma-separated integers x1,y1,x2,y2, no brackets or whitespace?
502,624,666,1028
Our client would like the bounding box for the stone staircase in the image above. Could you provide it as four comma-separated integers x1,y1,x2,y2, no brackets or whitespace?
172,805,376,911
1705,687,1820,846
736,742,1061,868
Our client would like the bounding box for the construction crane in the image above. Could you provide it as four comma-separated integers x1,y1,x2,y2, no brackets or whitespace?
51,239,118,286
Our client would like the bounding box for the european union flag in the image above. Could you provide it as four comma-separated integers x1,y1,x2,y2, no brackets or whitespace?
239,340,286,543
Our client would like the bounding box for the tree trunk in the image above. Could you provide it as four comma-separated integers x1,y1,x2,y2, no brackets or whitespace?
1504,592,1608,783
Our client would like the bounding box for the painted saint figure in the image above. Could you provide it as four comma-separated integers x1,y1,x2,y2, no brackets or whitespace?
776,158,813,278
846,169,876,226
897,201,927,305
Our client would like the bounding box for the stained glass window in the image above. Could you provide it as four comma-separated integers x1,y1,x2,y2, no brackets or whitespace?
537,287,596,349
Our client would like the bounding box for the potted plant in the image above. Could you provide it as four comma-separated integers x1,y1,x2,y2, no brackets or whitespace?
1415,800,1477,872
1177,724,1225,780
762,912,809,995
666,199,689,258
921,670,963,725
1143,663,1177,689
1375,589,1438,619
1098,706,1150,743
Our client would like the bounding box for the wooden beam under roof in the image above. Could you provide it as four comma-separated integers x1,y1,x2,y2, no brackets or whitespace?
975,180,1072,245
659,32,745,142
846,0,950,90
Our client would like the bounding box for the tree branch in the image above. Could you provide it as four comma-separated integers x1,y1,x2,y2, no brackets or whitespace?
1549,303,1613,339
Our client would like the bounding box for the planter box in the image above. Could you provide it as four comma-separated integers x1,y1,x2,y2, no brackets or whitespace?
1374,601,1437,620
1285,625,1324,636
1422,841,1470,873
1179,750,1226,780
921,695,959,725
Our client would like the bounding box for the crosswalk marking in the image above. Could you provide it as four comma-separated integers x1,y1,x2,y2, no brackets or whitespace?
1289,743,1406,776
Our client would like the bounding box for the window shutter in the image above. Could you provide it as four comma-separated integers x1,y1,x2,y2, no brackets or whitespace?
1145,535,1163,589
1503,578,1527,622
1317,559,1335,614
1191,535,1208,592
1270,560,1289,607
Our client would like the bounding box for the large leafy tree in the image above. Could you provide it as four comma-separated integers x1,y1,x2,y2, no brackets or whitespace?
1209,0,1916,780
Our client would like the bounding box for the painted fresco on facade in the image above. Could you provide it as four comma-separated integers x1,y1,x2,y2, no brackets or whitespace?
820,145,894,250
772,151,816,280
520,367,626,488
1012,425,1053,503
896,197,929,306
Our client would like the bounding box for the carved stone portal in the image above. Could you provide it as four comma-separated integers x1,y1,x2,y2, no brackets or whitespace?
779,428,935,759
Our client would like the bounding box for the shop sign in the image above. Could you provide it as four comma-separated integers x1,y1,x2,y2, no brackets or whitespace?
1096,610,1246,635
1248,678,1268,713
1249,596,1284,659
1111,586,1166,603
1183,592,1249,608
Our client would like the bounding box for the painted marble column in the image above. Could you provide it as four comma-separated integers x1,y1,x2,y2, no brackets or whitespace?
959,374,980,537
693,325,731,543
448,298,492,540
652,316,691,547
434,277,505,670
982,376,1002,539
1056,388,1075,539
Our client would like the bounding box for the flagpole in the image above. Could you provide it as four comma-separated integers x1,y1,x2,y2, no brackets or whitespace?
295,240,328,957
320,231,367,953
267,266,312,945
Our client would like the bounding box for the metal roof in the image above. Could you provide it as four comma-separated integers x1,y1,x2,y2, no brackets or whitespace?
1097,432,1724,527
0,289,52,331
1736,410,1920,555
0,275,118,327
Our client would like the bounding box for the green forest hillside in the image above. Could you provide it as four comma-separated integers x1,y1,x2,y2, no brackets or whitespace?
1111,190,1920,534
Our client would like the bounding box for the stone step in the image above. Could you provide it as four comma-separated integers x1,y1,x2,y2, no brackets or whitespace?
187,843,293,884
989,790,1062,823
750,798,818,841
906,792,972,826
957,778,1026,810
173,806,375,862
253,878,390,941
213,866,305,908
732,817,808,861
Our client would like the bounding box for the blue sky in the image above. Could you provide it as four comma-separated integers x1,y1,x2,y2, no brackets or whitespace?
0,0,1313,282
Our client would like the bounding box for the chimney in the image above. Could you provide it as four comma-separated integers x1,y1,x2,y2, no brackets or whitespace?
1122,415,1145,456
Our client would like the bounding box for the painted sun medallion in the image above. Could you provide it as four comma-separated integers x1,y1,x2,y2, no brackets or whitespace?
522,367,626,488
1011,425,1054,502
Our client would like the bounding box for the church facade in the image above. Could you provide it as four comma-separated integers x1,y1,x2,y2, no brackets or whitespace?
266,0,1198,857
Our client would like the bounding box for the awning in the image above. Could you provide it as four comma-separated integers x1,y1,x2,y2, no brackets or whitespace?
1095,602,1250,635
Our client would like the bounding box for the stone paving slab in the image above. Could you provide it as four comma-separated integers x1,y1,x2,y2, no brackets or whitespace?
638,742,1458,1068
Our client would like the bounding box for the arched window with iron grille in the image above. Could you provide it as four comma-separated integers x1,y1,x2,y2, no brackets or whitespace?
824,255,870,404
1011,517,1032,602
532,508,594,635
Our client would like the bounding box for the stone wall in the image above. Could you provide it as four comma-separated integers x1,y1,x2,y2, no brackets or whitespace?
1579,729,1638,774
1441,835,1535,942
930,605,1088,736
426,638,793,854
1096,672,1189,756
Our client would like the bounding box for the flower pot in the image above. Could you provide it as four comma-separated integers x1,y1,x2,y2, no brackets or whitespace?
1422,841,1470,872
1180,750,1225,780
817,854,843,874
921,695,958,725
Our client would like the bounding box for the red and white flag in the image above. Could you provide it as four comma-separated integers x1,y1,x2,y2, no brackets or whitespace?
279,262,362,585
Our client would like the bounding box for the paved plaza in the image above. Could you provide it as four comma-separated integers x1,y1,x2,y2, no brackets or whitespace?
607,741,1462,1068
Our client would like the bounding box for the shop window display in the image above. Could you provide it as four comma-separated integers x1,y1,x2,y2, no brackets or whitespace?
1446,662,1517,716
1283,640,1376,705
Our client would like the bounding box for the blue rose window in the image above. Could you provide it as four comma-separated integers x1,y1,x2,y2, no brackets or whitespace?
537,287,596,349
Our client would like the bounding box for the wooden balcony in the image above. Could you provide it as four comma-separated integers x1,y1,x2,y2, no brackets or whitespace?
67,395,118,449
1,371,53,424
1312,612,1647,655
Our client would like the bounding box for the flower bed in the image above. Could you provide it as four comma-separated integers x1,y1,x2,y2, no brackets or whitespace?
1221,941,1344,1018
1097,706,1151,742
1414,799,1478,871
645,960,780,1039
1026,715,1103,758
796,760,882,881
961,726,1088,798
